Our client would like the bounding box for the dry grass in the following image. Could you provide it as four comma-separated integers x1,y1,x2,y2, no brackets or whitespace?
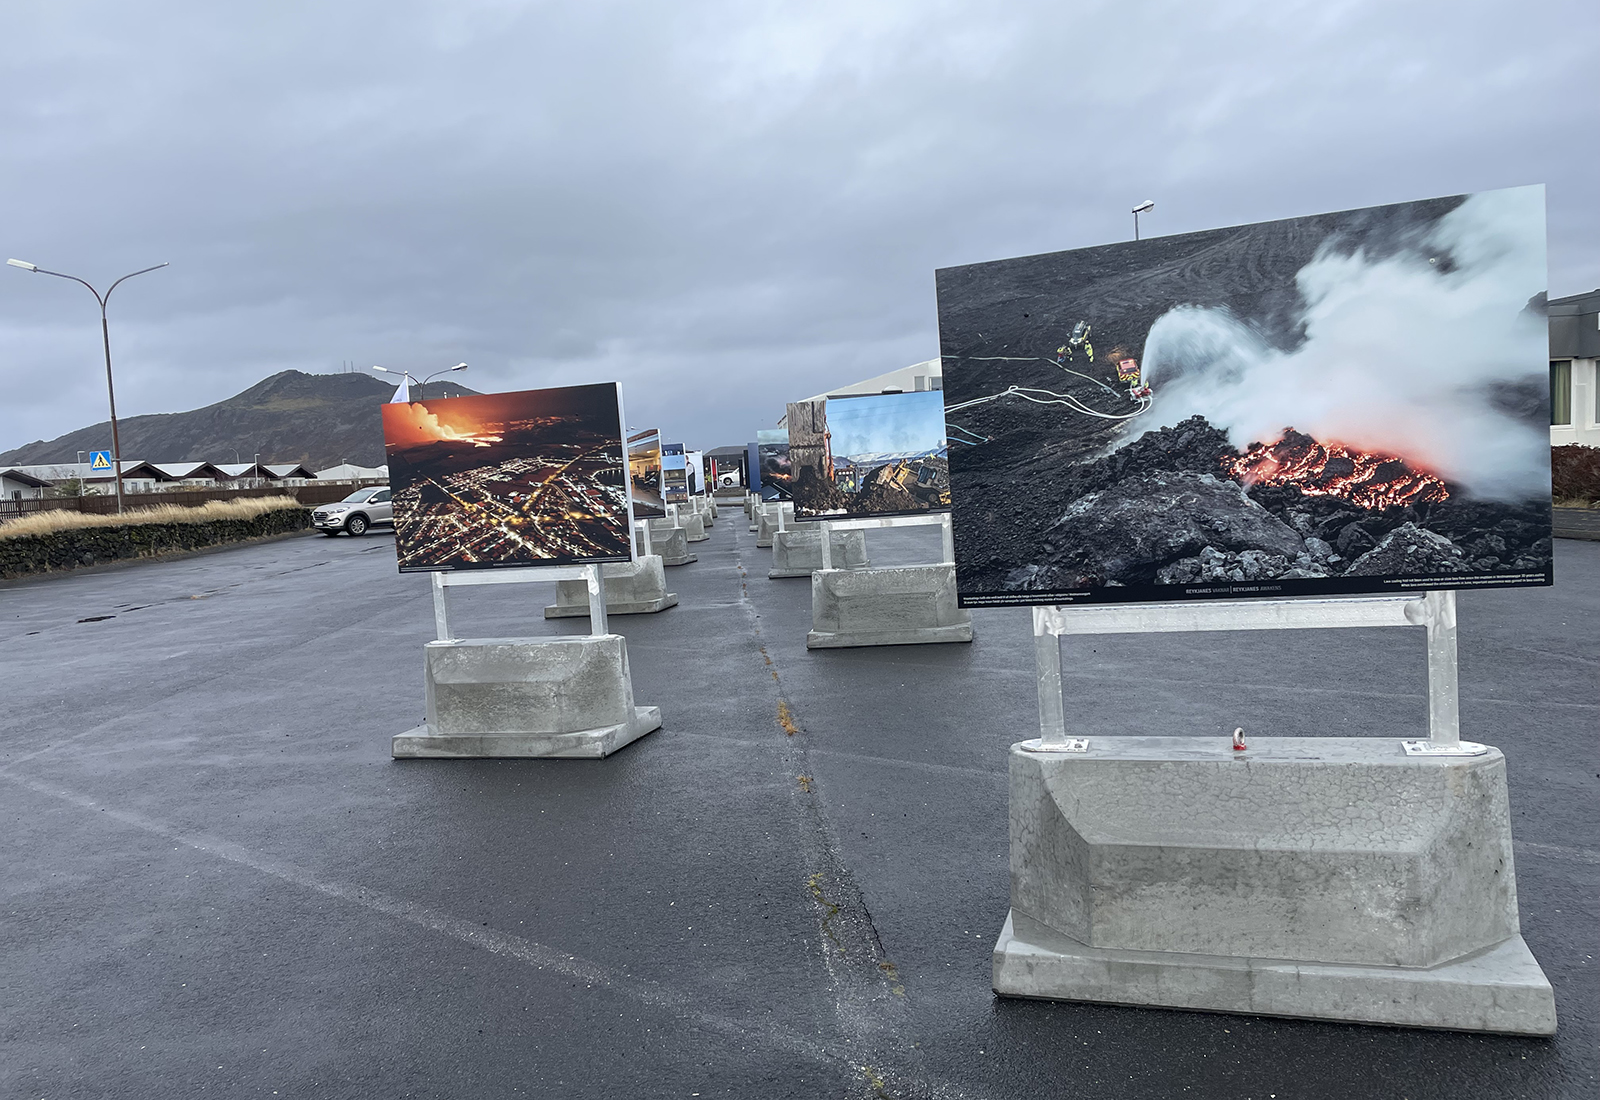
0,496,304,540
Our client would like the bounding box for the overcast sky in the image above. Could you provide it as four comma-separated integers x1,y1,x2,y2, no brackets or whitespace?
2,0,1595,455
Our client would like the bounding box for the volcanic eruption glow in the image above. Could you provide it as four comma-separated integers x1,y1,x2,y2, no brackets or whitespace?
1224,429,1449,511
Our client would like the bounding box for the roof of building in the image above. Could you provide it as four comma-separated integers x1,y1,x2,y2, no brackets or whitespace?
149,461,232,481
778,358,943,427
0,468,53,488
1550,289,1600,360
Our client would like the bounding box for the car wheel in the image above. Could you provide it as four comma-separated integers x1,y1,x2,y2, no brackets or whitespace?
346,514,369,536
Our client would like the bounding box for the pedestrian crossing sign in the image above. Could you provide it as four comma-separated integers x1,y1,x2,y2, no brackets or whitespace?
89,450,112,471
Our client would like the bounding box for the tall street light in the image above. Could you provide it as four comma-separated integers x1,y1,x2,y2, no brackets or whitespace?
370,364,418,400
7,257,169,514
1132,199,1155,241
419,363,468,401
372,362,468,401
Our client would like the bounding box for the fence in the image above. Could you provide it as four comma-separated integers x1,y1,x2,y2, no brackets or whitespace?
0,480,387,520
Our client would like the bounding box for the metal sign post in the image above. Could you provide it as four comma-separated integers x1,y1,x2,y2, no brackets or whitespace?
430,565,611,641
1027,590,1479,755
813,511,951,573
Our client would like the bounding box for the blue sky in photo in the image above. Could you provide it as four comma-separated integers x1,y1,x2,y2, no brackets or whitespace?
828,391,945,458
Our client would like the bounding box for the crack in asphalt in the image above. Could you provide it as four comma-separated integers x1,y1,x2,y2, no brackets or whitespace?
729,518,937,1098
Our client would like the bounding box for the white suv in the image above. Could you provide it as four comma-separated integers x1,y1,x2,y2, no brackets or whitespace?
312,487,394,536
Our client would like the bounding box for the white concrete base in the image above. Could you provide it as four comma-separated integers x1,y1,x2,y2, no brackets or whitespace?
993,910,1557,1036
392,635,661,759
681,512,708,542
544,556,678,617
806,563,973,647
756,504,792,547
645,521,697,566
769,526,868,578
997,736,1556,1034
393,707,661,759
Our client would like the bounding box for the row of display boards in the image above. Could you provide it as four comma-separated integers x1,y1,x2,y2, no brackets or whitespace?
384,183,1562,1036
382,183,1555,610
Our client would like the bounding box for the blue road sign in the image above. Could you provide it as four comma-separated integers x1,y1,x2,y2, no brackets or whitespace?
89,450,113,471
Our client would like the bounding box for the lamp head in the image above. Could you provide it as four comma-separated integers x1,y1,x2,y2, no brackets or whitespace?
6,259,38,271
1132,200,1155,214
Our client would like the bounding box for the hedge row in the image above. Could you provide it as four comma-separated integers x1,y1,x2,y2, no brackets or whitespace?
1552,444,1600,503
0,507,310,579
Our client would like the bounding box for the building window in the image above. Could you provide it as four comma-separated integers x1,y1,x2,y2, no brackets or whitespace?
1550,360,1572,425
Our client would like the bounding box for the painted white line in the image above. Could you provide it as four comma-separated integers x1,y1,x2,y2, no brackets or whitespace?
1,767,978,1100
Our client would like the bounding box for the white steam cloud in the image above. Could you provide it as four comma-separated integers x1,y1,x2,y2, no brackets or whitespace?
1142,185,1549,500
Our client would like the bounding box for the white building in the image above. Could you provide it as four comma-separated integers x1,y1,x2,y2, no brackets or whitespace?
1550,289,1600,448
0,468,51,502
778,358,942,427
313,462,388,482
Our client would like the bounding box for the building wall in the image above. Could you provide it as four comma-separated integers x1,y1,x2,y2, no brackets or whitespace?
0,475,45,501
1551,357,1600,448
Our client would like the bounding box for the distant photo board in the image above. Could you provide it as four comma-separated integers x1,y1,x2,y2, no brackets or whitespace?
686,450,705,495
382,383,633,572
661,453,689,504
757,429,790,501
788,392,950,521
938,185,1553,607
628,428,665,518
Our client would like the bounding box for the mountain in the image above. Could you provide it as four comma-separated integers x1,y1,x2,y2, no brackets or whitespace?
0,371,479,470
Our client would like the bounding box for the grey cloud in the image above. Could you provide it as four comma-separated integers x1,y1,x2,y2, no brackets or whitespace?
2,0,1595,454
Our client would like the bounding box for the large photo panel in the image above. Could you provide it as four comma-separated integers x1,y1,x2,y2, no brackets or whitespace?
382,382,633,572
660,452,689,504
628,428,666,518
789,392,951,520
937,185,1553,607
756,429,790,500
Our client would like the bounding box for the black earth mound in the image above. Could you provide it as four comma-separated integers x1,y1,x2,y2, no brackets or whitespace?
953,414,1552,595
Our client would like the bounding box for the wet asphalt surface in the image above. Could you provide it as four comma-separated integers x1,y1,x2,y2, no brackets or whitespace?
1,513,1595,1099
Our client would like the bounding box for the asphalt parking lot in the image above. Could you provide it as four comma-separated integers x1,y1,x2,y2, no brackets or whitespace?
2,514,1595,1099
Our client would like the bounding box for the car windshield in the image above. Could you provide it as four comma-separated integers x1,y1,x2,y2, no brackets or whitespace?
341,488,380,503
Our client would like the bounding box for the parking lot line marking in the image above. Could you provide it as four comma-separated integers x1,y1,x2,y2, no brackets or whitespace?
0,766,982,1100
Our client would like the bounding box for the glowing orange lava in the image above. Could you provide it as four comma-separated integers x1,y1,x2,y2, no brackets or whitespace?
1223,429,1448,511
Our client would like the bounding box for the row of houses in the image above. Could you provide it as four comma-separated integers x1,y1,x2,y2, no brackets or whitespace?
0,461,388,502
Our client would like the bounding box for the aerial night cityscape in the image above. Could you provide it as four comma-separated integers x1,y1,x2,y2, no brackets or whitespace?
382,384,633,570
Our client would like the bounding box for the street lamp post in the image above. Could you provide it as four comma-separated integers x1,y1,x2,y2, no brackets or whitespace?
1131,199,1155,241
7,258,168,514
419,363,468,401
372,362,468,402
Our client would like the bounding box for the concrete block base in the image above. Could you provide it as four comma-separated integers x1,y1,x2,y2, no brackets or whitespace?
998,736,1556,1034
756,505,792,547
392,635,661,759
769,527,869,578
645,522,697,566
393,707,661,759
806,563,972,647
994,910,1556,1035
544,557,678,617
681,513,708,542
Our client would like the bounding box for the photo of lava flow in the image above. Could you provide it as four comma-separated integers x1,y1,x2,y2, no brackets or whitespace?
757,429,791,500
628,428,665,518
381,383,633,572
937,184,1554,606
787,393,950,520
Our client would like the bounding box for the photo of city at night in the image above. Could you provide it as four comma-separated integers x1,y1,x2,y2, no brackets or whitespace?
381,383,633,571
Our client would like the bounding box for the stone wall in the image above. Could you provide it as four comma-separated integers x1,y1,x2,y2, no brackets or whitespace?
0,507,310,579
